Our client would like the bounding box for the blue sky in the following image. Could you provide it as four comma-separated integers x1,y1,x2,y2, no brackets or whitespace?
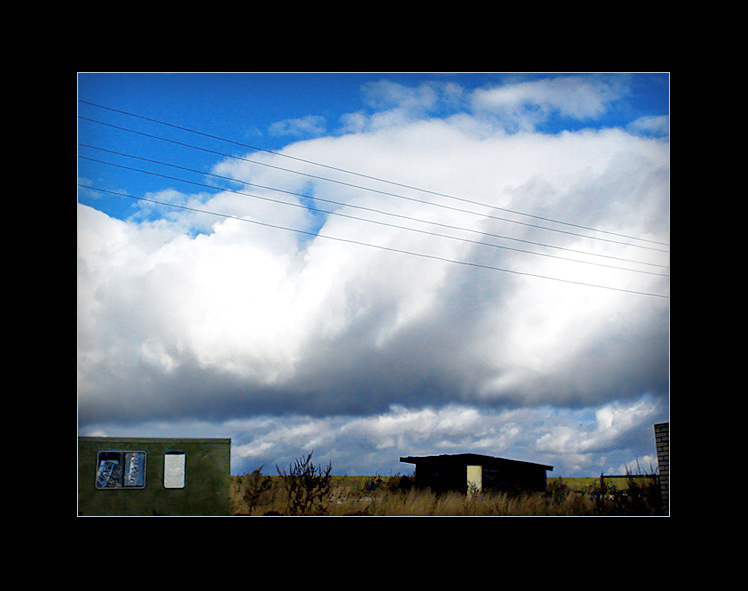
77,72,669,477
78,72,668,220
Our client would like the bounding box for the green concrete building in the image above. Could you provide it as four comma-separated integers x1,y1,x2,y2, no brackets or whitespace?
78,437,231,516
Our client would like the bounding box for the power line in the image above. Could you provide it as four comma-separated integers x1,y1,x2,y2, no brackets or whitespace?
78,99,669,249
77,111,669,254
78,153,668,277
78,143,669,273
77,184,670,300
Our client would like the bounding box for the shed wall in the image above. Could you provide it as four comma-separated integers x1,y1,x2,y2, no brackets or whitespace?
78,437,230,516
408,456,550,494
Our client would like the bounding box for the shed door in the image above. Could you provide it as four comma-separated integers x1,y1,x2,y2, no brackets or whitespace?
466,465,482,496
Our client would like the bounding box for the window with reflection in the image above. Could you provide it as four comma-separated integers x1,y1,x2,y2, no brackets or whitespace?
95,451,146,489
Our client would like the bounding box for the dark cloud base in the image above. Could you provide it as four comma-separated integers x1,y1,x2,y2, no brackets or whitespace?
78,335,669,428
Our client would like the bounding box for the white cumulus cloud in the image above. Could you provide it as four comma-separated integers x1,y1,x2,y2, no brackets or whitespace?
78,75,669,475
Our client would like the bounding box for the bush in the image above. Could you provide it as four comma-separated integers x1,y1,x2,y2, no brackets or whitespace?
586,468,663,516
231,467,275,515
361,472,414,495
276,452,333,516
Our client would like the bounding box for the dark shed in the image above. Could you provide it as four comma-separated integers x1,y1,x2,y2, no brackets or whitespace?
78,437,231,516
400,453,553,495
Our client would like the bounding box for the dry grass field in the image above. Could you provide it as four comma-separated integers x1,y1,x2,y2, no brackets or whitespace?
230,471,664,516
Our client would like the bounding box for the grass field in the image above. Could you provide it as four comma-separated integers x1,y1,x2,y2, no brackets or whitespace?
548,476,655,492
230,472,664,516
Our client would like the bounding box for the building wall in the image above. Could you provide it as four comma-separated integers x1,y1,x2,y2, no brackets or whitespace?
413,459,548,494
654,422,669,513
482,465,547,493
78,437,231,516
414,462,467,494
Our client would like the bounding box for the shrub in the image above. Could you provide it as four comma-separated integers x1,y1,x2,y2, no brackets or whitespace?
388,473,415,493
235,466,274,515
585,465,663,516
276,452,333,516
618,463,663,516
362,474,385,494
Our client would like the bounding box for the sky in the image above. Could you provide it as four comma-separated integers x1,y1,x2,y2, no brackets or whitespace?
76,72,670,477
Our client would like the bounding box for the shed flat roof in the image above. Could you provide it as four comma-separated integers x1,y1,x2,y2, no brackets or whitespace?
400,453,553,471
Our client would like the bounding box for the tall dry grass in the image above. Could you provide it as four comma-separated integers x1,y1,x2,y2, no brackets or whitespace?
340,487,600,516
231,456,664,516
230,474,654,516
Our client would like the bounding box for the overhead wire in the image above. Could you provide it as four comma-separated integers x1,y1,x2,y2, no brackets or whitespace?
78,150,669,278
76,101,669,299
78,183,670,300
78,99,669,250
78,113,669,255
78,143,669,273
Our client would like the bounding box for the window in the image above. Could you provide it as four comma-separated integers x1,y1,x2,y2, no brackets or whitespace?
95,450,146,489
163,451,185,489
